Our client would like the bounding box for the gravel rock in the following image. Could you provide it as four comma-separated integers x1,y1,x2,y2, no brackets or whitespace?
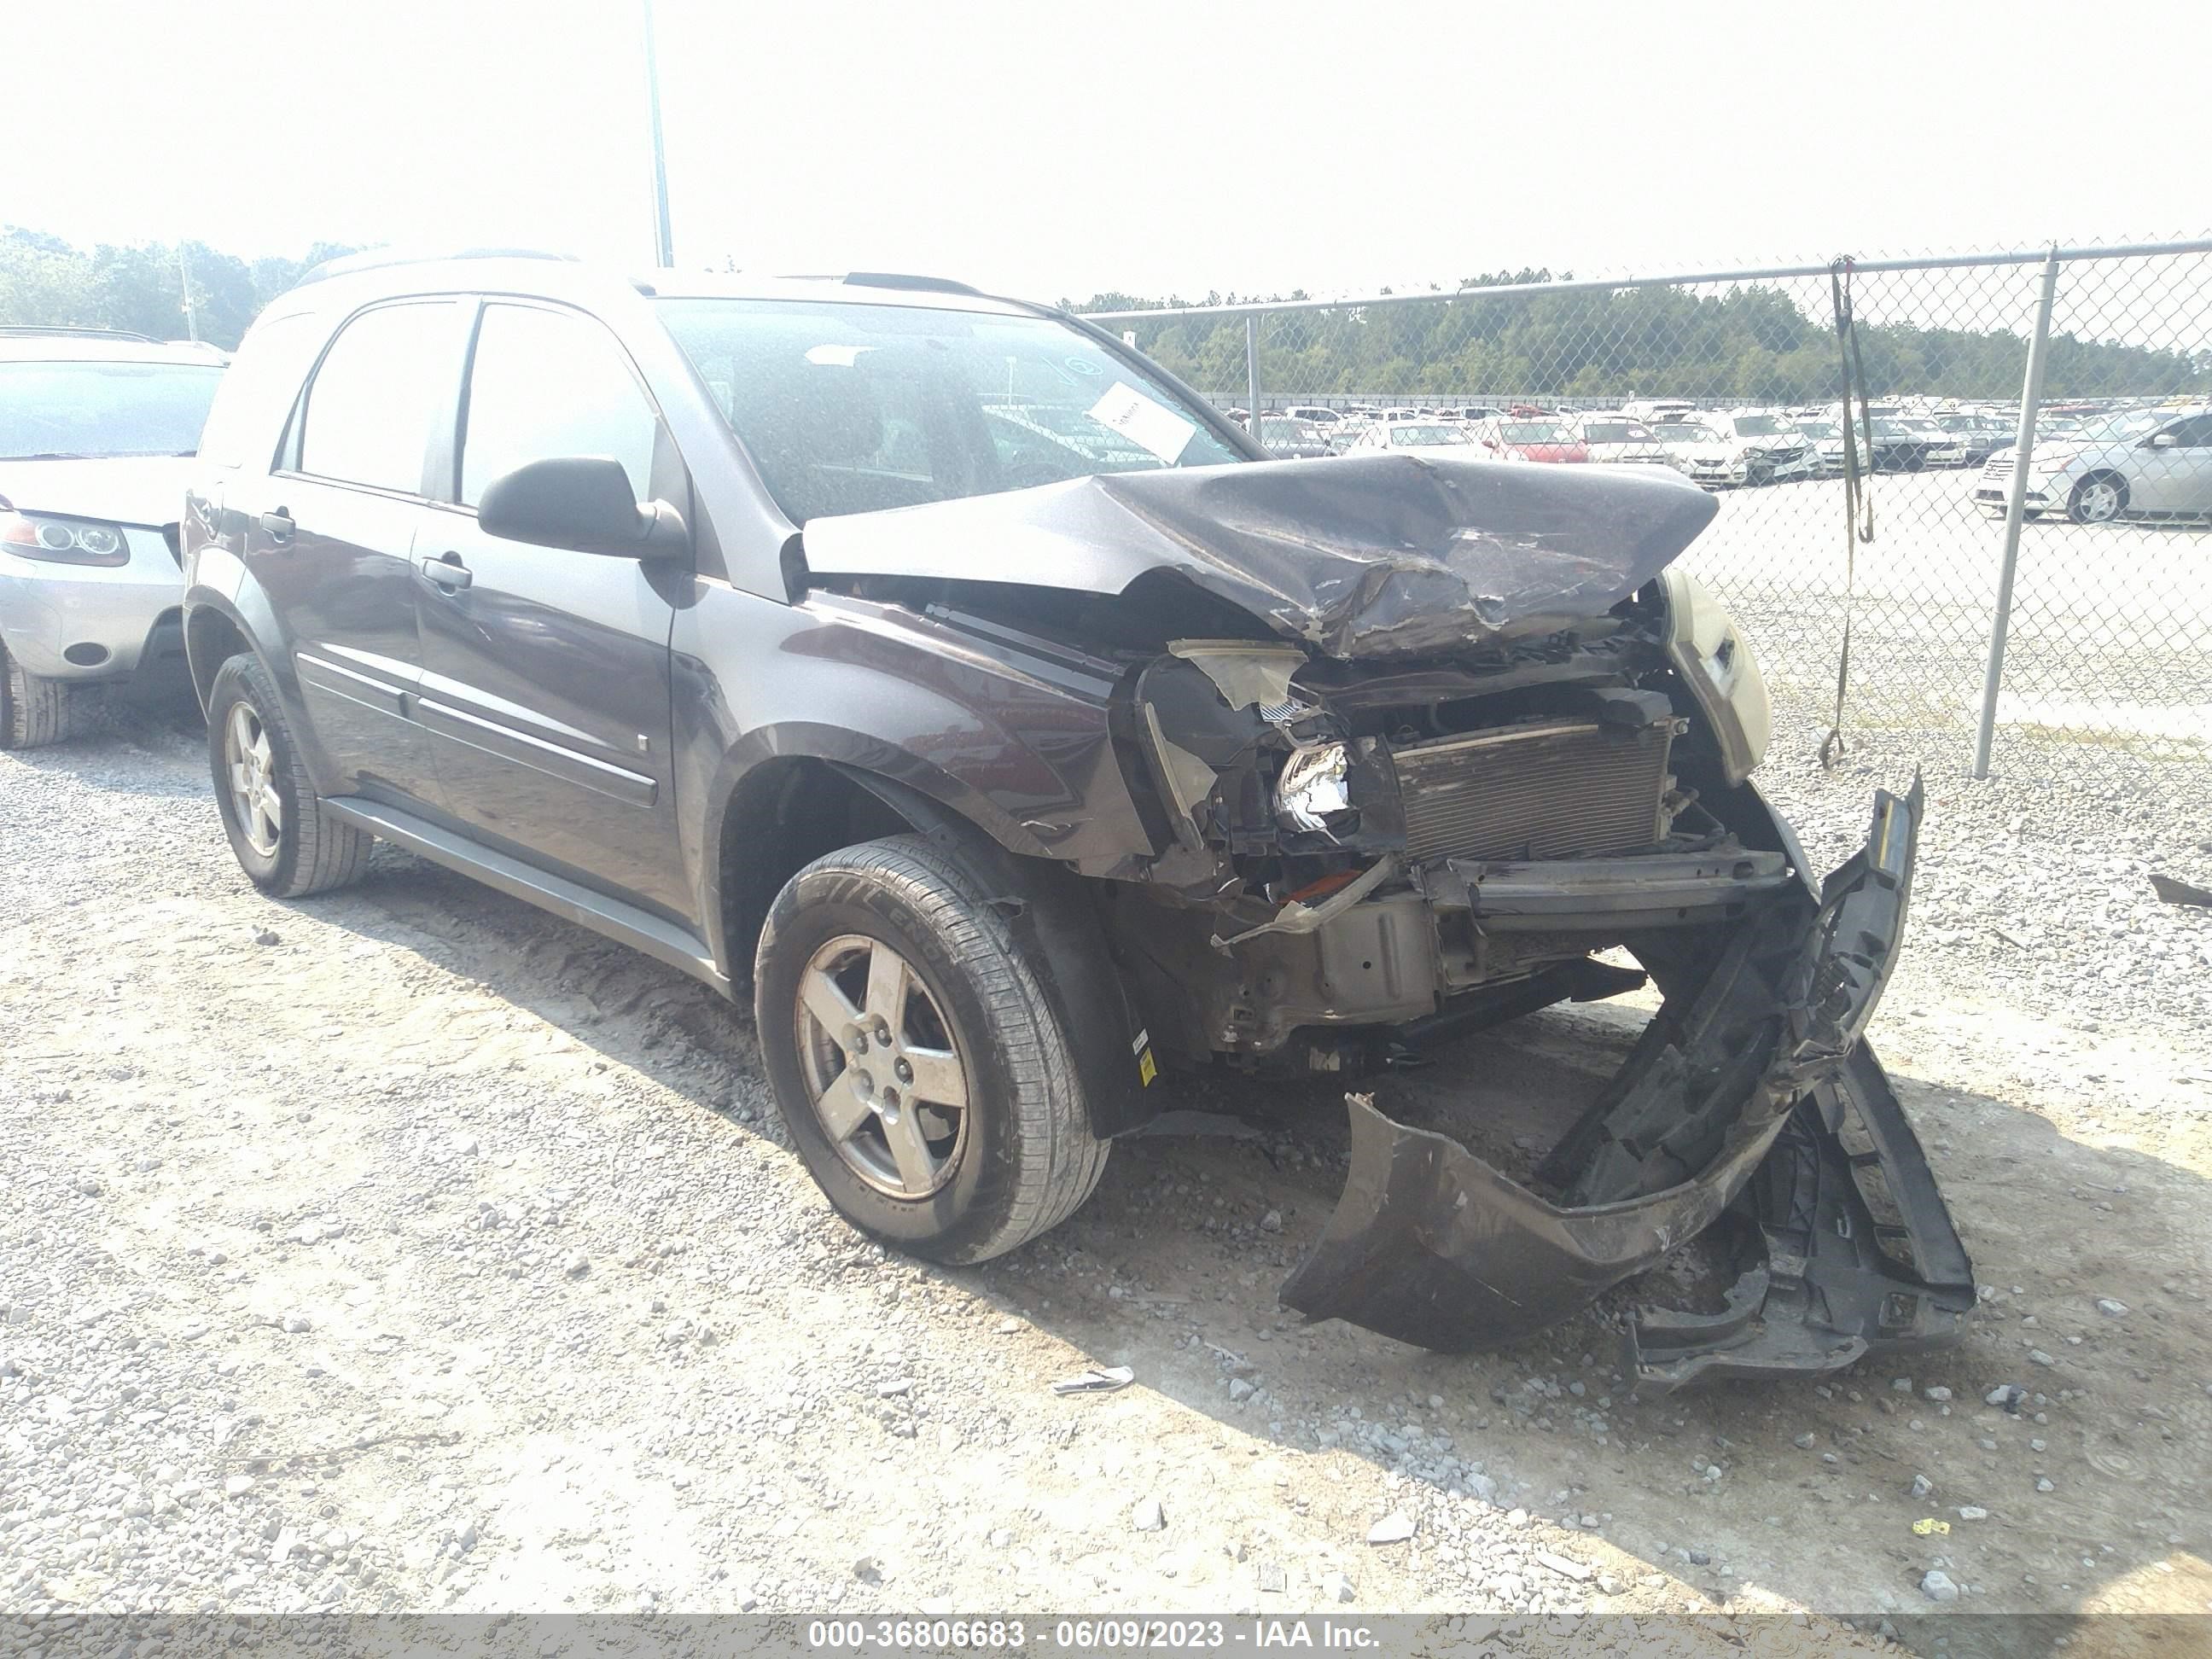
2096,1298,2129,1318
1365,1511,1417,1545
1922,1569,1961,1603
1132,1498,1165,1533
1322,1571,1355,1604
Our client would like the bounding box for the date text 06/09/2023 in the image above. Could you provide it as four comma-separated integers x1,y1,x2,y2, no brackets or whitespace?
804,1618,1383,1650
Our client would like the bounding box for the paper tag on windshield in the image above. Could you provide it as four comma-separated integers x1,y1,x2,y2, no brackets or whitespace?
1088,382,1197,464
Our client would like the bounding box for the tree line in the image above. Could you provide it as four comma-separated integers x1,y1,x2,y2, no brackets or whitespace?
1069,270,2211,404
1,228,358,350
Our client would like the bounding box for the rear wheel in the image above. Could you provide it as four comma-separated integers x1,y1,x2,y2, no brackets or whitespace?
2068,472,2128,525
754,834,1109,1264
206,653,372,897
1,643,82,749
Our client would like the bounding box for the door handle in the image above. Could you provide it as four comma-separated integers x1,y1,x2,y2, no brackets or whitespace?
420,553,472,591
259,508,294,545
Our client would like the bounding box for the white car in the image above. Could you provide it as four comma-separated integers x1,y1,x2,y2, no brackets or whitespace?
1650,421,1746,487
1973,404,2212,524
1621,398,1698,425
1,329,225,747
1889,415,1969,469
1697,410,1819,486
1344,420,1481,453
1792,417,1851,477
1566,412,1680,469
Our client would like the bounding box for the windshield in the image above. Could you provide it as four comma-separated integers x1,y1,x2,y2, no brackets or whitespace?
1499,422,1571,443
1795,421,1838,439
1654,423,1719,443
1726,415,1785,436
655,297,1243,522
0,359,224,460
2072,408,2166,444
1579,420,1653,444
1388,424,1470,445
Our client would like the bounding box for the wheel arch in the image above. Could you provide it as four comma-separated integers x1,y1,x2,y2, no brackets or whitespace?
713,753,1160,1138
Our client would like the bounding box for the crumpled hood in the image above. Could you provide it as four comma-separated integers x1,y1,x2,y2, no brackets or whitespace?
801,451,1719,660
0,456,193,529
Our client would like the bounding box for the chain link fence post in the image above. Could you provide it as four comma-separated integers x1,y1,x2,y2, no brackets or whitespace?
1972,247,2061,779
1245,314,1260,438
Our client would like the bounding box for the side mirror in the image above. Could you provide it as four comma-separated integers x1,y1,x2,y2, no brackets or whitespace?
2149,432,2179,449
477,457,690,559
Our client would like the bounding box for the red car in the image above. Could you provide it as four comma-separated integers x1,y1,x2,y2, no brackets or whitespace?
1470,417,1589,463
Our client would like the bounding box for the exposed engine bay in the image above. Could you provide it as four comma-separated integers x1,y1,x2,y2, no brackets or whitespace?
800,453,1975,1383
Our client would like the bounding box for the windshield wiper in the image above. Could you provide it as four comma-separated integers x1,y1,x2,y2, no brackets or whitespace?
4,451,92,461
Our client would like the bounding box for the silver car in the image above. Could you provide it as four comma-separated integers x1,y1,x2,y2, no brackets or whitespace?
1973,404,2212,524
0,330,225,746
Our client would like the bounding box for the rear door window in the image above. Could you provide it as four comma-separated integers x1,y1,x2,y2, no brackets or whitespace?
294,302,461,494
458,304,661,509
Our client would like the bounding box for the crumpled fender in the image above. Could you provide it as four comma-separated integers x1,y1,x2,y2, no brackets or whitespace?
1279,778,1966,1379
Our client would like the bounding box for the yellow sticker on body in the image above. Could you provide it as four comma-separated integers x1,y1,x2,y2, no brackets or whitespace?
1138,1049,1157,1086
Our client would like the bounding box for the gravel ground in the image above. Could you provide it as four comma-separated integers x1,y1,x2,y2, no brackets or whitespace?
3,694,2210,1644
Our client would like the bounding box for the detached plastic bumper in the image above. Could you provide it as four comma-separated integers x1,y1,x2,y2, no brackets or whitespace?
1279,778,1976,1386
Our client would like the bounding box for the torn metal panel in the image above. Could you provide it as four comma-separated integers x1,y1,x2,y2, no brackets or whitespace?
1278,781,1959,1376
800,452,1720,660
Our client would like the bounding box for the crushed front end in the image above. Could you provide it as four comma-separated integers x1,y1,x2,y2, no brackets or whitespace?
1088,521,1974,1385
808,456,1975,1383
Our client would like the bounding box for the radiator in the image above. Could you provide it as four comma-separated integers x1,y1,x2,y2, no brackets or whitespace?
1394,718,1672,864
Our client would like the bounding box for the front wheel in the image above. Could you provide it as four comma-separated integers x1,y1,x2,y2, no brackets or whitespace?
206,654,372,897
2068,472,2128,525
1,643,83,749
754,835,1109,1264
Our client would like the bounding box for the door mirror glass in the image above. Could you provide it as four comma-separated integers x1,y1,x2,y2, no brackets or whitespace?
477,457,688,559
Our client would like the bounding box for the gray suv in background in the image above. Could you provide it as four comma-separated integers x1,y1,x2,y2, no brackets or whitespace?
0,329,225,746
178,252,1970,1386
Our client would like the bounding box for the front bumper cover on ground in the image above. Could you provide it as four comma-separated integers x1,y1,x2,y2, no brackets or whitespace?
1278,778,1976,1387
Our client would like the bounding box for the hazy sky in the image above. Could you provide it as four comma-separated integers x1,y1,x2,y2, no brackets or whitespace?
9,0,2207,302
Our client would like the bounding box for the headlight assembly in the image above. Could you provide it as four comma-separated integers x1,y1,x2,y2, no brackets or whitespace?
1658,568,1771,785
1275,742,1353,833
0,509,130,567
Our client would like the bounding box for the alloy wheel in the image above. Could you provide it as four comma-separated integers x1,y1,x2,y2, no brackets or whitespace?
795,934,969,1198
2073,477,2123,524
224,701,282,858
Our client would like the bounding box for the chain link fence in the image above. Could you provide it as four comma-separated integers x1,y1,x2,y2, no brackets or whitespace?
1080,240,2212,771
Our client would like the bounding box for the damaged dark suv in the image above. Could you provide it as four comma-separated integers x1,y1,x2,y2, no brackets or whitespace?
180,253,1973,1387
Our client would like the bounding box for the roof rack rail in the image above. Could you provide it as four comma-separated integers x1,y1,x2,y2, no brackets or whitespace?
842,271,986,298
0,324,160,342
295,247,579,288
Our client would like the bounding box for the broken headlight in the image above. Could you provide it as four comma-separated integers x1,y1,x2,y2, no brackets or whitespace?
1658,568,1771,785
1276,742,1354,833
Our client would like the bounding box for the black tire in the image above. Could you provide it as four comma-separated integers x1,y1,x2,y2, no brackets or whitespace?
1,643,82,749
205,653,372,897
2067,471,2128,526
754,834,1109,1265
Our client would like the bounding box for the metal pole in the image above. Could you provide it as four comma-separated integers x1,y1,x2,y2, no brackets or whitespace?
176,246,198,343
643,0,674,268
1245,315,1260,441
1971,247,2060,779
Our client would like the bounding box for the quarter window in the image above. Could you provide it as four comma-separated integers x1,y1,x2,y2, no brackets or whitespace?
295,302,458,493
460,305,659,509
